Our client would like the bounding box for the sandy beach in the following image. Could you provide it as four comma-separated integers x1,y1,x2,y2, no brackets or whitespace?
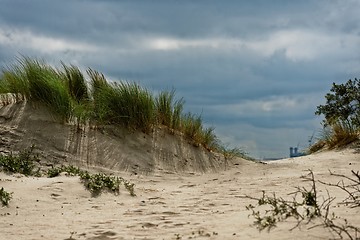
1,148,359,240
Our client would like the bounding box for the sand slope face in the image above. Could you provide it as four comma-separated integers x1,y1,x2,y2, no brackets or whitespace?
0,101,223,173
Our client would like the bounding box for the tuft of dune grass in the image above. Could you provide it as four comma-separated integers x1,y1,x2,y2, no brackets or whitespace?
308,121,359,153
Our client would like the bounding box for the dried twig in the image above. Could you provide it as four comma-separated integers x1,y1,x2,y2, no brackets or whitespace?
319,170,360,208
243,169,359,239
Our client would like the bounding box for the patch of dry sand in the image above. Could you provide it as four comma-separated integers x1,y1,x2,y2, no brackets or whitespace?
1,149,359,240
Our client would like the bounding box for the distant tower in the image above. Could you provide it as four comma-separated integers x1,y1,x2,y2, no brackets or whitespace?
290,146,301,158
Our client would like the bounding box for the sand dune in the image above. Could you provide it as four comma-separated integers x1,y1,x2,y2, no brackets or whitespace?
1,148,359,240
0,99,359,239
0,100,222,174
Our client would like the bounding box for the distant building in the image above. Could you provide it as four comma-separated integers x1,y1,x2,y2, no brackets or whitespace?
289,147,305,158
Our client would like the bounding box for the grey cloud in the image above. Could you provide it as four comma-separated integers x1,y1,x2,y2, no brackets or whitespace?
0,0,344,41
0,0,359,158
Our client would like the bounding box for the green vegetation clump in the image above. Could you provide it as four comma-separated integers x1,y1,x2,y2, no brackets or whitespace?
0,57,218,150
47,165,136,196
219,145,250,170
0,146,136,197
313,79,360,151
79,172,135,197
47,165,83,178
0,145,40,176
0,187,12,206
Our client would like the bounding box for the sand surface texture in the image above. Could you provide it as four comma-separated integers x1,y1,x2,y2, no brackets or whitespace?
1,149,359,240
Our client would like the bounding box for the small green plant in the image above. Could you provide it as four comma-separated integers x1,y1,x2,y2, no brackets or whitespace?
0,187,12,206
123,179,136,197
218,144,248,169
47,167,63,178
80,172,121,196
219,145,245,161
47,165,83,178
0,145,39,176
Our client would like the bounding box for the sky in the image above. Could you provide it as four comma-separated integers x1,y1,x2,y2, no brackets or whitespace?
0,0,359,159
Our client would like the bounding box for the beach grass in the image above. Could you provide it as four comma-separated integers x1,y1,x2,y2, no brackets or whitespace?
60,63,89,103
0,57,74,122
321,121,358,149
155,89,183,129
309,121,359,154
0,57,220,150
90,73,155,132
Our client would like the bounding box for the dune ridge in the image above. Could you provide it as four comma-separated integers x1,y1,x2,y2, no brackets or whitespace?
0,100,224,174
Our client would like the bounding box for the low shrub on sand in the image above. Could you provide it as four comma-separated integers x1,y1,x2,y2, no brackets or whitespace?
0,145,40,176
47,165,136,197
0,147,136,197
0,187,12,206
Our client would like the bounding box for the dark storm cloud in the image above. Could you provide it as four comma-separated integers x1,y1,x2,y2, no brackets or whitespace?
0,0,343,42
1,0,360,158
